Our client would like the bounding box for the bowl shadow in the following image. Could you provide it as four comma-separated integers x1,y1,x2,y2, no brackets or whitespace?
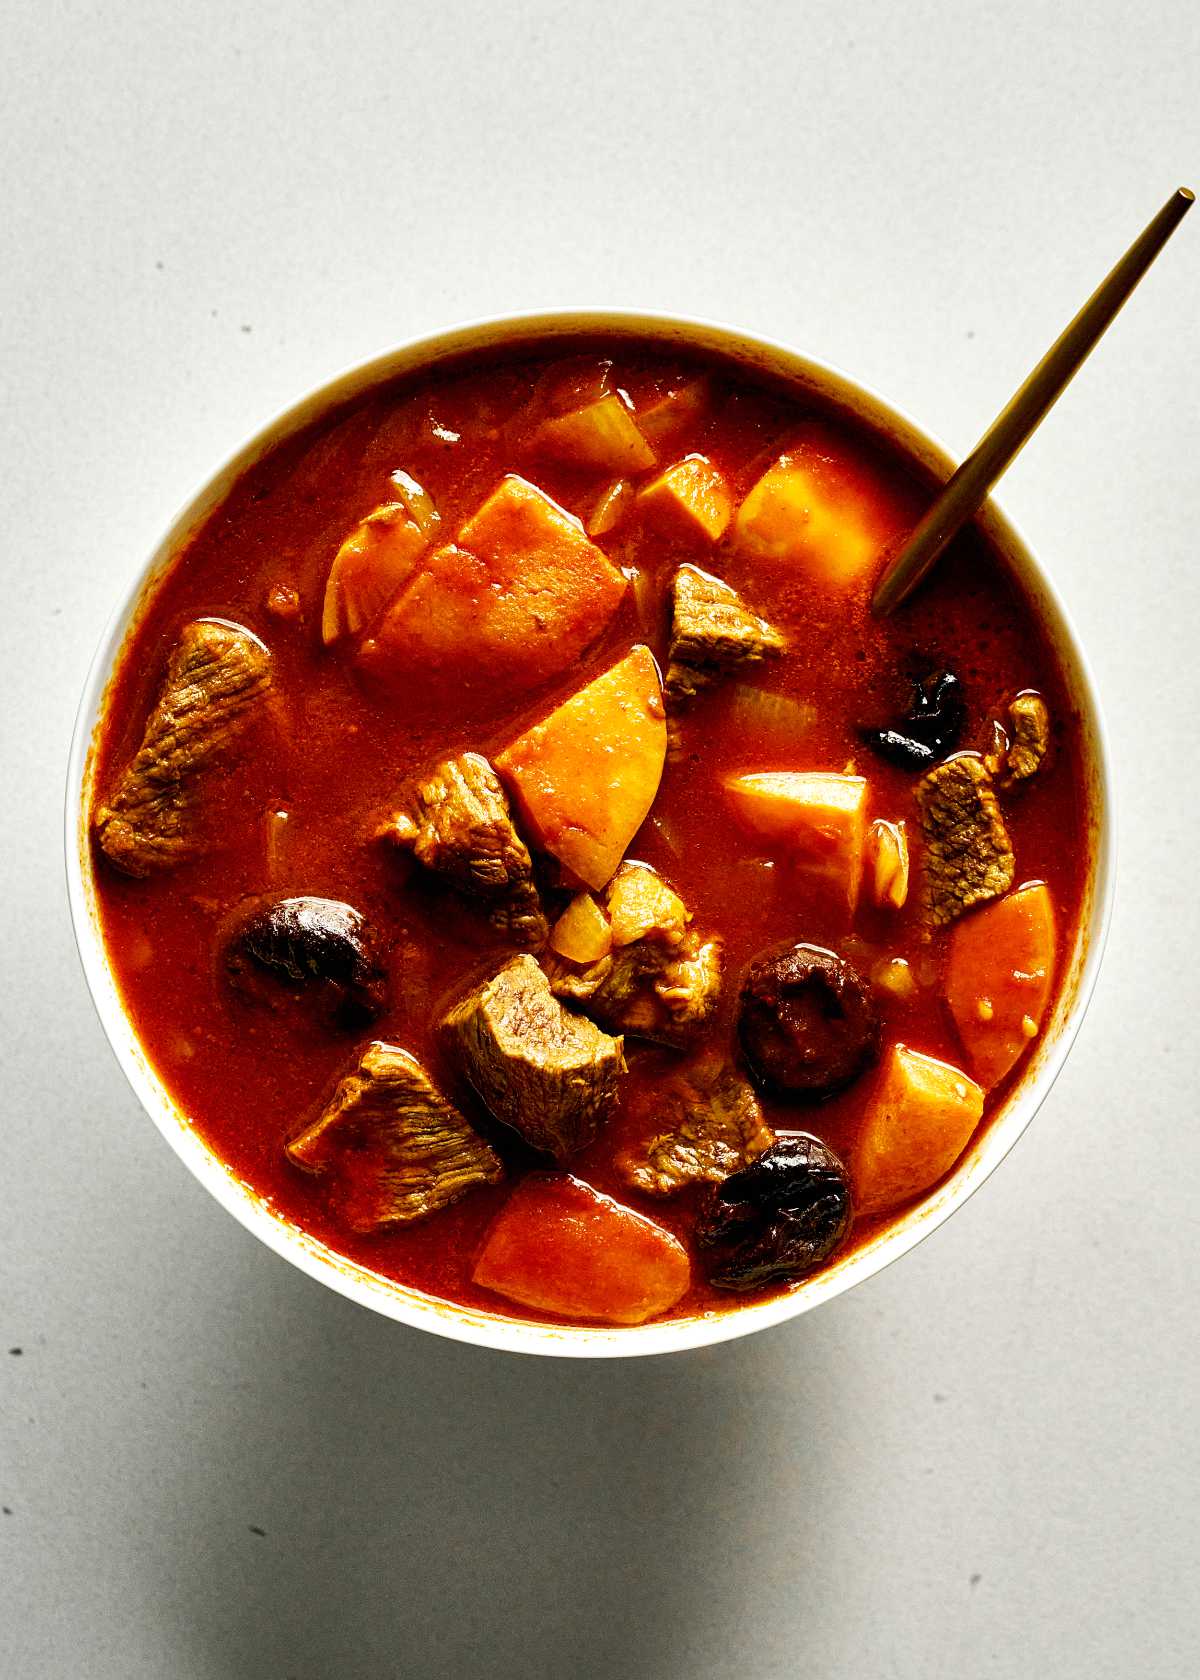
157,1247,853,1680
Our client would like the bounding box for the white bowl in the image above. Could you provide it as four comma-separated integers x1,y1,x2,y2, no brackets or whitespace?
65,310,1115,1358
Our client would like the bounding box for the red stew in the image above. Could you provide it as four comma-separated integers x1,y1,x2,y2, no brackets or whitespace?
90,334,1091,1328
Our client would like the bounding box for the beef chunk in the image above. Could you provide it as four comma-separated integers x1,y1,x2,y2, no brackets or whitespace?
225,896,387,1026
286,1041,502,1231
95,619,271,876
549,930,722,1047
665,564,784,704
441,954,625,1159
618,1057,775,1196
545,863,722,1047
916,754,1015,926
382,752,547,946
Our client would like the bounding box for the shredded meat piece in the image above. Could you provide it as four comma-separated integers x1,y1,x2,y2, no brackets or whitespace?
617,1057,775,1195
382,752,547,946
545,861,721,1046
286,1041,501,1231
916,754,1015,926
94,619,271,876
441,954,625,1158
665,564,784,704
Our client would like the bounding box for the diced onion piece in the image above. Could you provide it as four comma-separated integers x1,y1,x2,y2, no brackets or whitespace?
322,503,426,644
550,893,613,964
871,956,918,1001
533,393,656,475
264,808,290,878
637,376,710,446
588,477,635,536
726,685,817,749
868,819,910,909
473,1174,691,1325
389,469,441,537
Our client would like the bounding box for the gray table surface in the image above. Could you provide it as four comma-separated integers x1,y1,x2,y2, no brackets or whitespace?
3,3,1198,1675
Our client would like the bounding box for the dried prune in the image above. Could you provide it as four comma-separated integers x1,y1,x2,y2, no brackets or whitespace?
696,1135,852,1291
738,944,880,1100
863,668,965,770
225,896,387,1026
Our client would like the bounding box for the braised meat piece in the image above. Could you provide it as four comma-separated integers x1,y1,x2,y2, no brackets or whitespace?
665,564,784,704
1001,692,1051,786
738,944,880,1099
225,896,388,1026
441,954,625,1159
545,863,722,1048
916,754,1016,926
286,1042,502,1231
94,618,271,875
382,752,548,947
618,1056,775,1196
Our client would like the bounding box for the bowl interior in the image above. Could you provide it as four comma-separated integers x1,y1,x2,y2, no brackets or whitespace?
66,310,1114,1357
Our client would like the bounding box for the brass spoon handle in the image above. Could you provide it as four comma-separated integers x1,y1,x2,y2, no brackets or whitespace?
872,186,1194,617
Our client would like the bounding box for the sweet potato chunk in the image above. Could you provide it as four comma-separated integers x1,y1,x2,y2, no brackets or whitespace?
322,503,427,643
637,455,732,542
532,393,656,474
723,771,868,910
496,646,667,891
945,881,1058,1090
473,1174,691,1325
734,430,904,591
855,1042,985,1215
368,475,626,694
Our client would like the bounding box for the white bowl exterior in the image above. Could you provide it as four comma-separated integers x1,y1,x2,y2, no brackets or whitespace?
65,310,1115,1358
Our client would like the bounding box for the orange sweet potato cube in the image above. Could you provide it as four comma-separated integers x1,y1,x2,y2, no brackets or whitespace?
723,770,868,909
734,427,910,593
473,1174,691,1325
368,475,626,694
855,1042,985,1215
496,646,667,891
637,454,733,542
945,882,1058,1090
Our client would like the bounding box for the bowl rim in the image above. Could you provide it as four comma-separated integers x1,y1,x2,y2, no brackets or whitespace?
65,306,1116,1358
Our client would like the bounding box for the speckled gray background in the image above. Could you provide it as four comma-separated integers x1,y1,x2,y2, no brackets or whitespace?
3,2,1198,1675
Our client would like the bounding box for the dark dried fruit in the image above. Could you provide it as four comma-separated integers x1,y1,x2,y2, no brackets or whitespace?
862,668,965,770
696,1135,852,1291
738,944,880,1099
225,896,387,1026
